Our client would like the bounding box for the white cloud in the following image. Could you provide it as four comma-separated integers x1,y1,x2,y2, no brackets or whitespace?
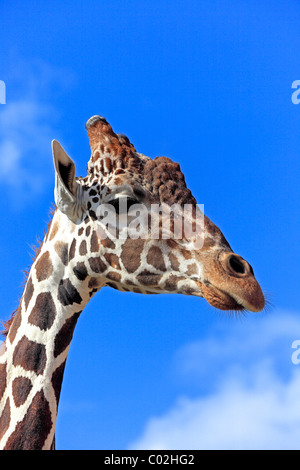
0,58,74,203
130,311,300,450
0,99,54,194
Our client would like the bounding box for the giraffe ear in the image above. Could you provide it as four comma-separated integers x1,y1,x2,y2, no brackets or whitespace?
52,140,81,223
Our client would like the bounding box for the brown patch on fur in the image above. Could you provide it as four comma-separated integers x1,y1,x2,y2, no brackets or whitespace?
104,253,121,270
106,271,122,282
146,246,166,272
88,277,99,289
58,279,82,306
13,336,47,375
12,377,32,407
54,312,81,358
0,399,10,441
89,256,107,274
79,240,87,256
181,249,193,260
69,239,76,261
114,168,126,175
28,292,56,331
73,262,88,281
169,252,180,271
35,251,53,281
185,263,198,276
0,363,7,401
121,238,145,274
49,221,59,241
24,277,34,311
7,305,22,343
51,361,66,406
4,390,52,450
136,270,163,286
91,230,100,252
100,236,115,250
164,275,187,291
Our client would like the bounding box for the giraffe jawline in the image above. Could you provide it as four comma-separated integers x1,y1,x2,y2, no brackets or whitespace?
213,291,245,311
220,293,245,311
200,283,245,312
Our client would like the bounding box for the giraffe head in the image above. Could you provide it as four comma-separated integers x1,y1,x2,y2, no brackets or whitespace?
52,116,264,313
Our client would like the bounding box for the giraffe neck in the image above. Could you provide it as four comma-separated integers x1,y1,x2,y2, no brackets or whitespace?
0,211,101,450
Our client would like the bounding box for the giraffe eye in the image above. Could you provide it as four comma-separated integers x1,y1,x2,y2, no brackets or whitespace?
109,197,138,215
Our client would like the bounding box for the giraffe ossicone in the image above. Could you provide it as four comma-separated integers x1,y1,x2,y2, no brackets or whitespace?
0,115,265,450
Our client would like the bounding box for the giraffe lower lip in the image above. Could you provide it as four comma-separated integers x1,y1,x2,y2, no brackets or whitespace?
200,282,245,311
215,288,263,312
217,292,245,311
225,294,245,310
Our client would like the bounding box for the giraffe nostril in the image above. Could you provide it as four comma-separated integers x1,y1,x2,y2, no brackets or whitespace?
228,255,246,274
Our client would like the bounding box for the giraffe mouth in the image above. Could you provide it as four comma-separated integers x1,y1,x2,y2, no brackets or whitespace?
201,283,245,311
199,280,265,312
217,290,247,311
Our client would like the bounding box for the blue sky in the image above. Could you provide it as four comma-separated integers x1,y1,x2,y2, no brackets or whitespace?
0,0,300,449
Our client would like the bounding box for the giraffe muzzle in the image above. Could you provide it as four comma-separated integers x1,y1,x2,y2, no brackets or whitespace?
221,252,265,312
201,251,265,313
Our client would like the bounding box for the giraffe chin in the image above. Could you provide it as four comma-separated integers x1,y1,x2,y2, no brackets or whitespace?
201,283,264,313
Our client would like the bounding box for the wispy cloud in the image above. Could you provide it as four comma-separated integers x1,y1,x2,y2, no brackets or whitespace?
0,57,74,204
0,99,54,194
130,311,300,450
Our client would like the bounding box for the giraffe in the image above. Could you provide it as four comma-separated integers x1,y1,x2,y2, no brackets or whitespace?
0,116,265,450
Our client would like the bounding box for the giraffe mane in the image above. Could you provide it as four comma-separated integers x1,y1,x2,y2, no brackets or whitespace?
0,204,56,338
